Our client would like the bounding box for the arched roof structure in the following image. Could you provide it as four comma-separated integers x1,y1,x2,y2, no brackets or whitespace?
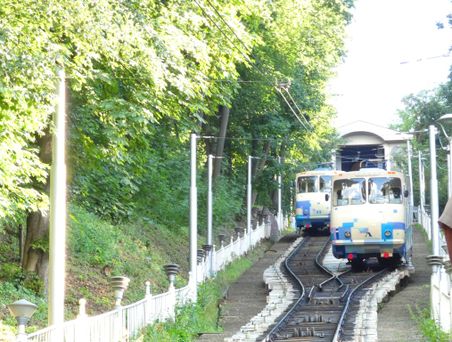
334,120,411,171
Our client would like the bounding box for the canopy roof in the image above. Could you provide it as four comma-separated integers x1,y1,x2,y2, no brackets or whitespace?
337,120,411,143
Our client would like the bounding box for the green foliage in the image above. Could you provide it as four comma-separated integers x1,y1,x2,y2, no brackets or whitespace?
197,174,245,232
143,239,272,341
393,73,452,209
30,237,49,254
1,0,356,329
66,204,193,308
410,306,452,342
68,205,122,268
0,0,354,227
0,282,47,329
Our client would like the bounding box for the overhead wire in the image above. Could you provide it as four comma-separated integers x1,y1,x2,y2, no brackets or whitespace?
195,0,312,130
204,0,252,55
279,85,313,129
32,0,316,132
274,87,308,130
192,0,253,65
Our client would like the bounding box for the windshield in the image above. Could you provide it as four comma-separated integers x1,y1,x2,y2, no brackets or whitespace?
333,176,403,206
297,176,317,193
333,178,366,206
368,177,402,204
319,175,332,193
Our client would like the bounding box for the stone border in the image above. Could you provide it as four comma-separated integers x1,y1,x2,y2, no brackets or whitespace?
225,238,411,342
348,268,411,342
225,237,304,342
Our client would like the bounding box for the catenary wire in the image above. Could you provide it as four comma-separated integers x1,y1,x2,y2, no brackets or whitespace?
194,0,312,130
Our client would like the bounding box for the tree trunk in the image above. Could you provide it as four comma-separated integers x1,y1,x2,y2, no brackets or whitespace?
213,105,230,182
251,141,271,206
23,211,50,286
22,131,52,291
272,143,286,209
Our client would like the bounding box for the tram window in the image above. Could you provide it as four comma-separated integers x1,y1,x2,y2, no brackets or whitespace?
368,177,402,204
319,176,332,193
333,178,365,206
297,176,317,193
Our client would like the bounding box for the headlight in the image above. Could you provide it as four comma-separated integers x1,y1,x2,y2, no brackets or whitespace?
344,231,351,238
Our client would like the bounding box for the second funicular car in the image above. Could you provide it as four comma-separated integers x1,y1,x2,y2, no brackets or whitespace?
295,168,336,235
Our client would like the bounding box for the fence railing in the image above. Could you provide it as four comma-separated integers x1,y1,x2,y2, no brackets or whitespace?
415,205,452,333
417,205,432,240
22,219,276,342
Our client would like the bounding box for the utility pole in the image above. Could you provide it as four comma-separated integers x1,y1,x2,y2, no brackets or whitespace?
207,154,213,247
406,140,414,208
247,156,252,236
48,69,67,326
189,133,198,301
278,157,283,230
429,125,440,257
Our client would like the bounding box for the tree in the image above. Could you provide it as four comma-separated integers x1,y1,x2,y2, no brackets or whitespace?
393,73,452,208
1,0,354,285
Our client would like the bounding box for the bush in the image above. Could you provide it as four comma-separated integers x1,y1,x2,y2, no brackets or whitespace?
0,282,47,329
410,306,452,342
68,205,121,269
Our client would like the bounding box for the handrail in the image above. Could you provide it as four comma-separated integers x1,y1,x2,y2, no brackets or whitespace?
23,221,275,342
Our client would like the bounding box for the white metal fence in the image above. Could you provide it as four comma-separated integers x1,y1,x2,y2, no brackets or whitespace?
415,205,452,333
22,219,276,342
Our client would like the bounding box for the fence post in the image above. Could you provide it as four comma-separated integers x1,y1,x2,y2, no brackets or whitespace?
197,249,205,283
202,244,213,278
427,256,443,324
110,276,130,341
76,298,89,341
444,261,452,332
211,244,217,276
164,264,180,321
144,281,154,324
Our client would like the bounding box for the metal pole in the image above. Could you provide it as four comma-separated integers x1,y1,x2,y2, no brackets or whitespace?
419,151,426,233
449,138,452,198
190,133,198,301
278,157,282,230
247,156,252,235
48,69,67,325
407,140,414,208
419,151,425,211
207,155,213,246
207,155,214,277
429,125,440,257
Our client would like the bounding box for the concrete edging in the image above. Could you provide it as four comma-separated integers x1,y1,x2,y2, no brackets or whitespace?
225,237,304,342
351,268,411,342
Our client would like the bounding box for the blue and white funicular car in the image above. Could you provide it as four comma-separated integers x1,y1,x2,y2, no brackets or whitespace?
295,168,336,235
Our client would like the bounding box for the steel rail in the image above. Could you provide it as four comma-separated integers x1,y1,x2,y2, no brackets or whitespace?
261,236,332,341
314,239,349,291
331,267,389,342
260,237,309,341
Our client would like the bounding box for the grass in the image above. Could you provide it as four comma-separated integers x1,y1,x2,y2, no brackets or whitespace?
413,223,432,252
410,306,452,342
0,203,273,340
411,224,452,341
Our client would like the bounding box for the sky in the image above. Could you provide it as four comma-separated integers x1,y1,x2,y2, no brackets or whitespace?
328,0,452,128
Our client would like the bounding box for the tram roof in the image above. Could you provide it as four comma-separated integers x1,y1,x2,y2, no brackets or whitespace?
295,169,338,178
333,168,404,179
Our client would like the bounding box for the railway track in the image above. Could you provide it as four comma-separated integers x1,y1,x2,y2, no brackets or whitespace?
260,235,391,342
